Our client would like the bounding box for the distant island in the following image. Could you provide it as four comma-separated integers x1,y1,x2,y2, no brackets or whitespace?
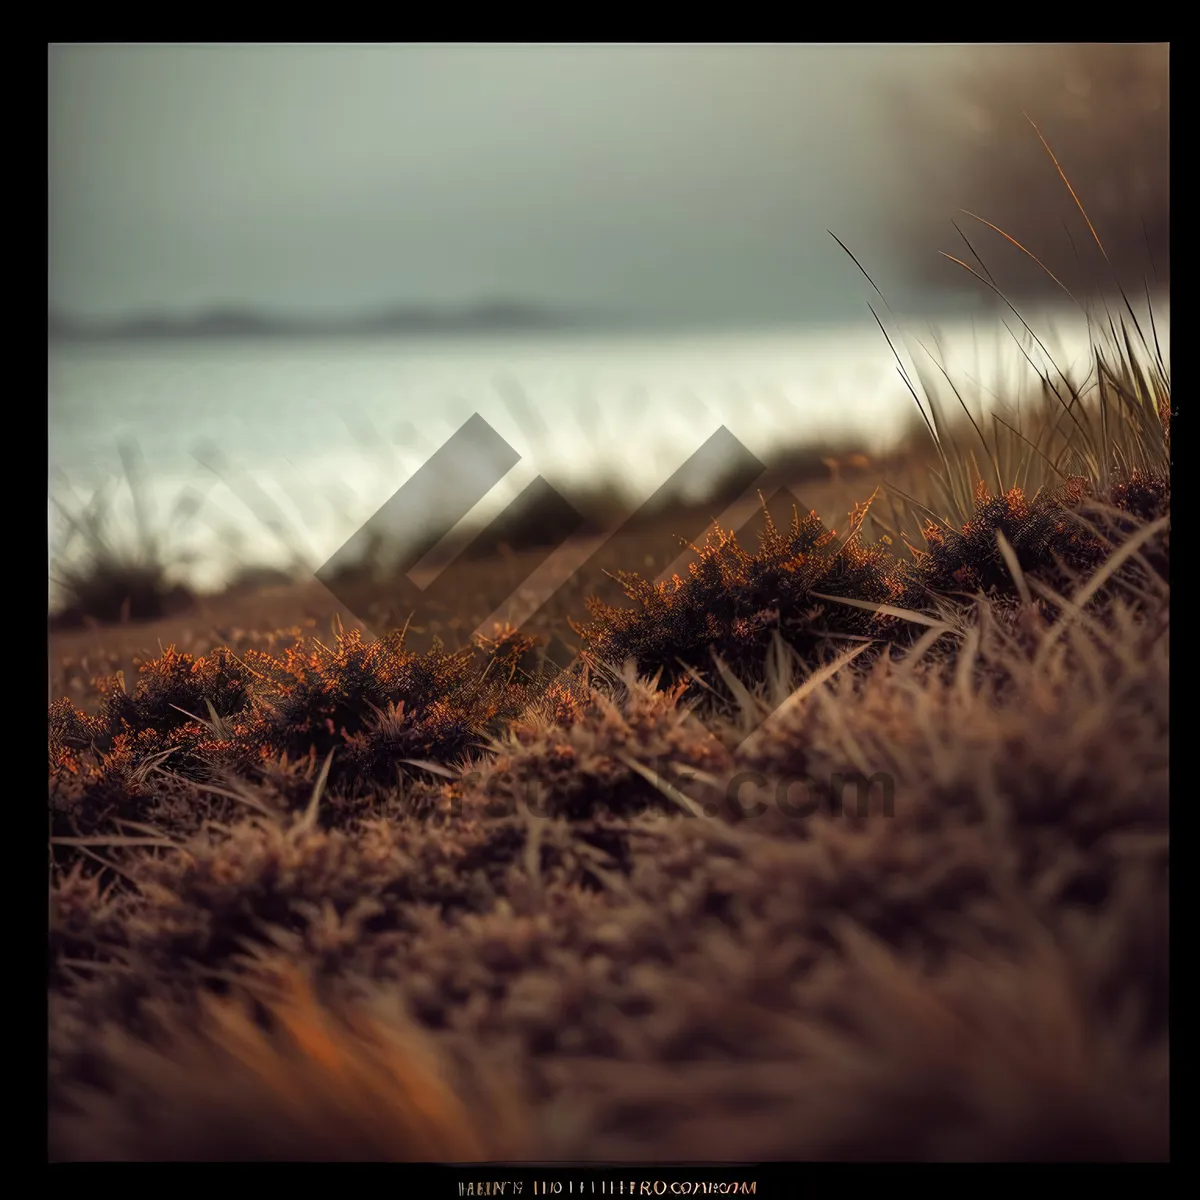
47,301,611,341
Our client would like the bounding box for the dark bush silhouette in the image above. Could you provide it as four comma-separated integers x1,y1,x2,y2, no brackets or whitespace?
576,504,914,683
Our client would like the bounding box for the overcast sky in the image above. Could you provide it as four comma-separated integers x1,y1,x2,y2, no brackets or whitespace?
49,44,1131,328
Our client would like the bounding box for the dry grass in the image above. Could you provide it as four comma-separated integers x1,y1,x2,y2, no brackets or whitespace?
47,171,1169,1159
50,961,528,1162
48,512,1168,1159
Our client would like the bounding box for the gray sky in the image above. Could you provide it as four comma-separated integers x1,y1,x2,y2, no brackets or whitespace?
47,44,1097,327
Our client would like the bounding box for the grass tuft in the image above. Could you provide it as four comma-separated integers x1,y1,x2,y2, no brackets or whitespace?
50,441,203,629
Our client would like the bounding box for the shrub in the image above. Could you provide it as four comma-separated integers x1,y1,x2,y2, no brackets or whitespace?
49,443,202,628
576,504,914,684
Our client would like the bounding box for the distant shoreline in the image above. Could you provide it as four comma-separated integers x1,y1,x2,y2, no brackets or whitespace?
47,303,598,342
48,287,1169,345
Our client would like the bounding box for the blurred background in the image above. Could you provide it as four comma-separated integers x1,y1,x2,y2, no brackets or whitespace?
48,43,1169,605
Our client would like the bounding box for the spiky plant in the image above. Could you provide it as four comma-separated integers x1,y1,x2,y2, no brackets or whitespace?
835,121,1169,561
576,502,914,684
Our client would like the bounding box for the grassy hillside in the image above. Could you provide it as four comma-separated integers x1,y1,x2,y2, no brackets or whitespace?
48,235,1171,1161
